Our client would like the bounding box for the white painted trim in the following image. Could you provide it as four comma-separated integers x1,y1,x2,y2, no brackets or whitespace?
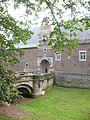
43,48,47,52
55,52,61,61
38,46,52,50
79,50,86,61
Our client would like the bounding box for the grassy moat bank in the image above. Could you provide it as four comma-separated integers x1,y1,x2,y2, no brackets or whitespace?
0,86,90,120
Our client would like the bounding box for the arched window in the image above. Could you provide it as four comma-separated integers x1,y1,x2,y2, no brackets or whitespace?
25,62,29,68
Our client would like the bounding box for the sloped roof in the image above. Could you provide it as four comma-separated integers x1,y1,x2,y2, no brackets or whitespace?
16,26,90,48
77,29,90,39
61,27,90,44
16,27,40,48
76,29,90,44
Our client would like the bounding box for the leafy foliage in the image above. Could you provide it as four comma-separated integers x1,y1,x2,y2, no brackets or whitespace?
44,0,90,54
0,0,33,103
0,65,19,103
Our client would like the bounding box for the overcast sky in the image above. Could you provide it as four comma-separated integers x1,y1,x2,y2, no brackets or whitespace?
7,0,90,29
6,0,90,48
7,1,47,28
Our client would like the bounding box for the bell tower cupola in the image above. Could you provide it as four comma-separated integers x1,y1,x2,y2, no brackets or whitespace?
38,17,52,47
37,18,53,74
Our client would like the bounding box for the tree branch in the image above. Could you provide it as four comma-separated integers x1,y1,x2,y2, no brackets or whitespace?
44,0,60,27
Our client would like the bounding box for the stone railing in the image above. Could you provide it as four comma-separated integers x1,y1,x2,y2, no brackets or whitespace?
16,74,34,82
16,73,53,97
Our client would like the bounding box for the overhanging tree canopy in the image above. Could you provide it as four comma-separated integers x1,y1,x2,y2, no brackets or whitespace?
1,0,90,56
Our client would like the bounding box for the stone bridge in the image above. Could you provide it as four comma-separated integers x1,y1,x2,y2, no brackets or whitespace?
15,73,53,98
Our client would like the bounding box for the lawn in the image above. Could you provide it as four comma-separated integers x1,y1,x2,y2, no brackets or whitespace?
0,86,90,120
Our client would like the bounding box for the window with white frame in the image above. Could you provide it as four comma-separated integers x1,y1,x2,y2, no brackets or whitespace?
79,51,86,61
55,52,61,61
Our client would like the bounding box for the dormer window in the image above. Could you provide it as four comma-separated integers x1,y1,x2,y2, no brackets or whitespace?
42,35,48,41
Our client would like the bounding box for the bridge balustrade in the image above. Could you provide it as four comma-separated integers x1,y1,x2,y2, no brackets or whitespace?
16,73,53,98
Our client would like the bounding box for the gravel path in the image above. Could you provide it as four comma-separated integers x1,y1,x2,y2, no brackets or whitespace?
0,98,30,119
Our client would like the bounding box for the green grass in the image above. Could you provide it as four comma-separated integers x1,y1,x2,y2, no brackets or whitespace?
0,87,90,120
0,115,17,120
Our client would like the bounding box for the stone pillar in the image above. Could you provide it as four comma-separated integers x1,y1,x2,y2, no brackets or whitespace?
32,75,42,98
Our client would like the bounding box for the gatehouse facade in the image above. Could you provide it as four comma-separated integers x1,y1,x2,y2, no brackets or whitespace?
11,25,90,75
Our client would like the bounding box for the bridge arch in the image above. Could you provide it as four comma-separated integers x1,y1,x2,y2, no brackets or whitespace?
16,83,33,98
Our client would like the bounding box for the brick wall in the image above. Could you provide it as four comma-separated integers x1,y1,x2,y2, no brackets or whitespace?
11,47,38,72
53,44,90,74
11,43,90,75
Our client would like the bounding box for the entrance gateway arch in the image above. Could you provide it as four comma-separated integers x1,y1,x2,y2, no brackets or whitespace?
37,57,53,74
40,59,50,73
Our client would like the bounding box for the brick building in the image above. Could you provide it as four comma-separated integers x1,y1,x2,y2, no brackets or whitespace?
12,25,90,75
